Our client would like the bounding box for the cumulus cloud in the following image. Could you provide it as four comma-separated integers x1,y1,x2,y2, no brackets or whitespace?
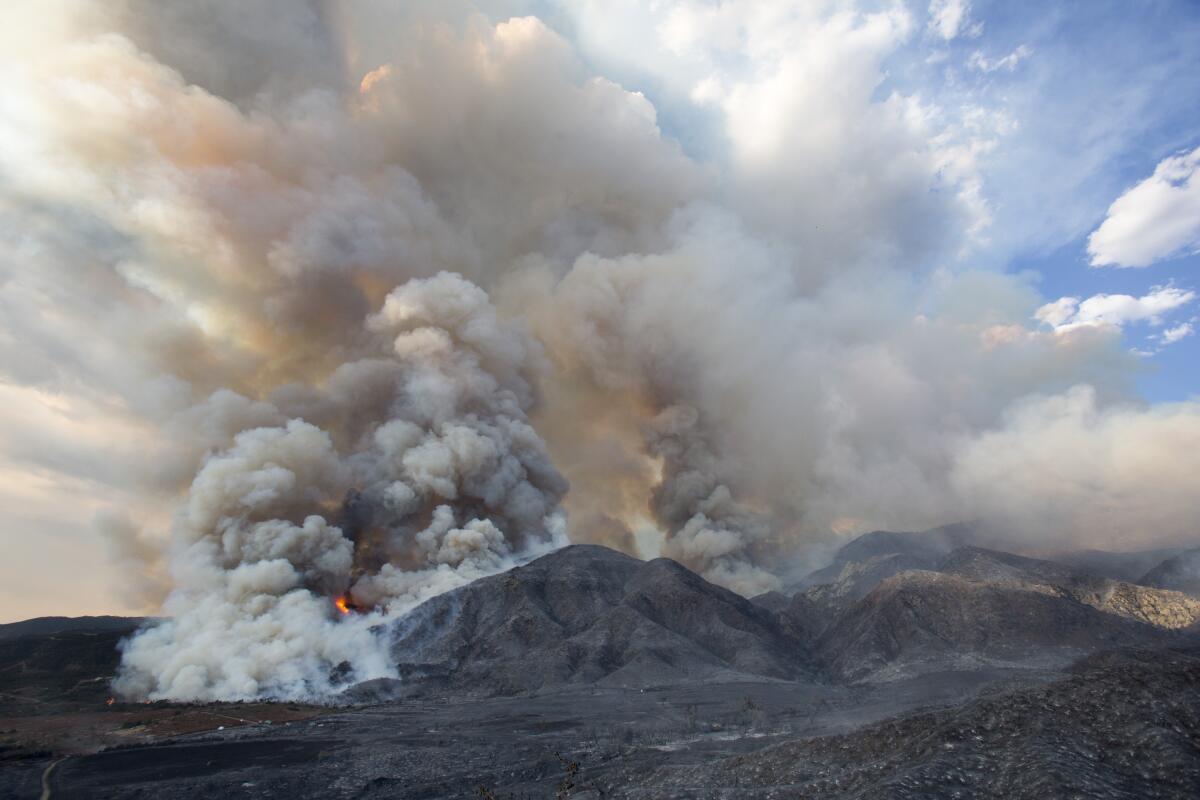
1035,286,1196,333
1161,321,1195,345
1088,145,1200,267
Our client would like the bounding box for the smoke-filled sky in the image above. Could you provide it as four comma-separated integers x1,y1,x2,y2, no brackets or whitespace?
2,0,1200,633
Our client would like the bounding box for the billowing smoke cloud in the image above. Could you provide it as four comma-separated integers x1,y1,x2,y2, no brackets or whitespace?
115,272,569,700
951,386,1200,551
2,1,1199,698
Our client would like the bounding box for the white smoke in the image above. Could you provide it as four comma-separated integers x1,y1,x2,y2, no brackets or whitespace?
115,273,568,701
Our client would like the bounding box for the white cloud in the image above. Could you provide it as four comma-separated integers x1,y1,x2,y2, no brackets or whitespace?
1088,145,1200,267
1035,286,1196,333
928,0,978,41
968,44,1031,73
1160,321,1195,345
1033,296,1081,328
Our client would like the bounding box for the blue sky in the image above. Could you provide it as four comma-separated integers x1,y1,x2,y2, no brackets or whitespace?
949,0,1200,402
892,0,1200,402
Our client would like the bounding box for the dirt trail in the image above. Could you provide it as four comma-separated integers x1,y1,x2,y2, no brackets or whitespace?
39,756,67,800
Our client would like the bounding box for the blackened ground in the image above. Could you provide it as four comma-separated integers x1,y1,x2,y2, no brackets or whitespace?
0,618,329,796
13,649,1200,799
0,617,153,642
14,666,1049,799
629,647,1200,799
6,535,1200,799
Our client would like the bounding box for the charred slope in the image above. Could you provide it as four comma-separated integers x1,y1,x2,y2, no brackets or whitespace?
824,524,976,566
386,545,816,695
0,617,145,708
800,551,939,618
383,542,1200,693
937,547,1200,629
1050,546,1188,583
1141,549,1200,597
0,615,146,641
791,543,1200,642
815,570,1182,682
657,647,1200,799
797,525,974,589
791,525,980,626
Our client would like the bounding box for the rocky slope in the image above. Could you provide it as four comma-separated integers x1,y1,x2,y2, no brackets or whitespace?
787,531,1200,645
804,525,976,579
1050,547,1188,583
0,617,144,705
9,546,1200,799
385,545,817,695
788,526,977,627
1140,548,1200,597
814,570,1176,681
379,542,1200,690
799,545,1200,681
938,547,1200,629
795,525,973,590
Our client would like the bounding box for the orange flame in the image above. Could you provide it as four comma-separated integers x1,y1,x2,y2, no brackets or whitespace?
334,595,351,615
105,697,115,706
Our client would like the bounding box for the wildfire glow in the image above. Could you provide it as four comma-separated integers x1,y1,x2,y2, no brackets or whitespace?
334,596,351,615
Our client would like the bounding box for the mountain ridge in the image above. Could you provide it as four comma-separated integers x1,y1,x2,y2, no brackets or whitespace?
382,544,818,696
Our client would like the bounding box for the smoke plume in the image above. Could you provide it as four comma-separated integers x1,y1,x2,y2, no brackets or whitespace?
115,272,568,700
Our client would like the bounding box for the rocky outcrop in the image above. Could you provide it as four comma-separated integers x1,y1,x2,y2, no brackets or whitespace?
937,547,1200,629
790,541,1200,650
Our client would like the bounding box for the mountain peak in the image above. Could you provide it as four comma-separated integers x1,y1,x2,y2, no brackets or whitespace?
386,544,815,696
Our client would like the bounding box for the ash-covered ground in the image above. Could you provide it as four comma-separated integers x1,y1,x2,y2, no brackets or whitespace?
0,668,1058,798
4,531,1200,799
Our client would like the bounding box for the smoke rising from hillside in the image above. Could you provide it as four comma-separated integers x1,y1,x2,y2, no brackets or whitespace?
2,1,1199,698
115,273,569,700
